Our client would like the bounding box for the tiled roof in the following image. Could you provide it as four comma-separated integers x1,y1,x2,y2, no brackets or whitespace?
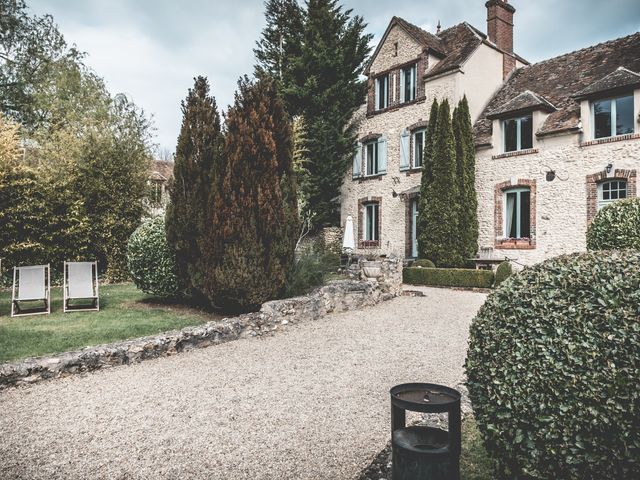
474,32,640,146
573,66,640,100
486,90,556,119
393,17,445,56
151,160,174,181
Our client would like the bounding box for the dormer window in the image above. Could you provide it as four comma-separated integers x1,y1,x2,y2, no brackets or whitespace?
375,74,390,110
592,94,634,139
503,114,533,152
400,64,417,103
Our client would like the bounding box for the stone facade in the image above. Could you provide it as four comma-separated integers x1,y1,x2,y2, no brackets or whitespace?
0,262,403,389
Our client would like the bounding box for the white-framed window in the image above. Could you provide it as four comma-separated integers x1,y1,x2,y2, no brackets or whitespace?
352,143,362,179
412,128,426,168
503,114,533,152
364,202,380,241
375,74,390,110
400,63,417,103
598,179,627,210
364,137,387,176
504,187,531,239
592,94,634,139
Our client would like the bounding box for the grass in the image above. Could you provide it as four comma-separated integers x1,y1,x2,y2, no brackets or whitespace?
0,283,223,363
461,417,497,480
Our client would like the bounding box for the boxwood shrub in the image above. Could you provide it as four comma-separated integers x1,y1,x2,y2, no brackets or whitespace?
493,261,512,286
412,259,435,268
466,250,640,479
587,197,640,250
403,267,494,288
127,217,183,298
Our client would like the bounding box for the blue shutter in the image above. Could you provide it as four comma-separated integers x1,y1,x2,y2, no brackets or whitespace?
352,144,362,178
399,131,410,171
377,137,387,174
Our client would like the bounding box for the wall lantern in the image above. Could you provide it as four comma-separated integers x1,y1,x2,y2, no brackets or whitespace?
606,163,613,174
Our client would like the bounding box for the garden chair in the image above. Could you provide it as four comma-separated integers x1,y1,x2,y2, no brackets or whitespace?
63,261,99,313
11,264,51,317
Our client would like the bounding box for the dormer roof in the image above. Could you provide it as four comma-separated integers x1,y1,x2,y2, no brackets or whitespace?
573,66,640,100
486,90,556,119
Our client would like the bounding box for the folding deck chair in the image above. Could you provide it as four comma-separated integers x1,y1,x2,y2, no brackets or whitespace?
11,264,51,317
63,261,99,312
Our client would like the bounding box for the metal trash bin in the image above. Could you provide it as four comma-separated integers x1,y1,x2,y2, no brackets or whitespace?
390,383,461,480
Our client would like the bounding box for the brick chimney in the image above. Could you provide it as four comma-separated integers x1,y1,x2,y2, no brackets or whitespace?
486,0,516,78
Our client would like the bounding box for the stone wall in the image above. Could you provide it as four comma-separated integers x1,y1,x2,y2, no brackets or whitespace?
0,278,400,389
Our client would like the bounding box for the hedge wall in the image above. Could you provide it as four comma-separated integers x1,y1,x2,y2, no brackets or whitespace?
403,267,494,289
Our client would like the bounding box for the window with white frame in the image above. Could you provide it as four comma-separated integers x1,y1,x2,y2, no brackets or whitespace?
504,187,531,239
375,74,390,110
364,202,380,241
364,137,387,176
592,94,634,139
503,114,533,152
412,128,426,168
598,179,627,210
400,64,417,103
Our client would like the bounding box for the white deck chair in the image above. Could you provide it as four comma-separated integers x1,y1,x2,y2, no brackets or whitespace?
11,264,51,317
64,261,99,312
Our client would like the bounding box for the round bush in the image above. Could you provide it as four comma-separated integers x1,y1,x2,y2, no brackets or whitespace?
587,198,640,251
465,250,640,479
412,258,435,268
493,260,512,286
127,217,182,298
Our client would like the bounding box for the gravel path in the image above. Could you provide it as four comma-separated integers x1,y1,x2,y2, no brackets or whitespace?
0,288,486,480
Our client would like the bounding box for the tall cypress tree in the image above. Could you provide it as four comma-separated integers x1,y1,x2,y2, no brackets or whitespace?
166,76,222,295
254,0,304,98
201,77,299,312
287,0,372,227
455,96,479,261
416,99,439,259
417,99,462,267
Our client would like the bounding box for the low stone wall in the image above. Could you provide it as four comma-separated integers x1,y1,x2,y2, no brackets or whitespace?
0,280,395,389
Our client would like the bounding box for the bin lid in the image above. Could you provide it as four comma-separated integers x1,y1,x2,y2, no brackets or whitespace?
390,383,460,413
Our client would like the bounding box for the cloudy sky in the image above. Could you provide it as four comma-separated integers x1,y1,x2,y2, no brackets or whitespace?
29,0,640,154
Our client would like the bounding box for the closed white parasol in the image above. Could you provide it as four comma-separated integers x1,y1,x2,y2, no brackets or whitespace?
342,215,355,253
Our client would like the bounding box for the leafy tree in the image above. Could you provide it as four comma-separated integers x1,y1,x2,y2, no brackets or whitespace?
0,112,21,161
166,76,222,295
201,77,299,312
417,99,462,267
453,96,479,261
286,0,372,227
254,0,304,96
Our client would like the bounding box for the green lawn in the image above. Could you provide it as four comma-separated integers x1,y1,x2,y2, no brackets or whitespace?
461,417,497,479
0,283,221,363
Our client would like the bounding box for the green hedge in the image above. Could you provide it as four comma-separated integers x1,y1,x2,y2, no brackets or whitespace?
412,259,435,268
466,250,640,479
493,261,513,286
587,197,640,251
403,267,494,288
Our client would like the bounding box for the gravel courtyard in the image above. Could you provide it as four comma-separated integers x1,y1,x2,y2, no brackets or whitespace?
0,287,486,480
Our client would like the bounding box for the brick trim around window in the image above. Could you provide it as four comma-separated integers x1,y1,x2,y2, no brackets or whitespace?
494,179,537,249
404,192,420,258
586,168,637,224
358,196,382,248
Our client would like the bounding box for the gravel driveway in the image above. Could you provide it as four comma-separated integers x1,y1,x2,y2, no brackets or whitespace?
0,287,485,480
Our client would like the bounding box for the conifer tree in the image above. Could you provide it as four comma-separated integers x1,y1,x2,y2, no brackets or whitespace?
166,76,222,294
201,77,299,312
254,0,304,98
417,99,462,267
416,99,439,259
453,96,478,262
287,0,372,227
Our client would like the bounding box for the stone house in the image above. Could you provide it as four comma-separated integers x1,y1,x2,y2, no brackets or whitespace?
340,0,640,265
148,159,173,216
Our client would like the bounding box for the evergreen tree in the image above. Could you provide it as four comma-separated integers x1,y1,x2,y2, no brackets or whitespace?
201,77,299,312
166,76,222,294
287,0,372,227
417,99,462,267
416,99,439,259
254,0,304,98
456,96,479,261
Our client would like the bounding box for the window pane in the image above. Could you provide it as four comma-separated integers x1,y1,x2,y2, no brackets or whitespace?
373,204,379,241
520,191,531,238
504,119,518,152
506,192,517,238
616,95,634,135
593,99,612,139
620,185,627,199
414,131,424,167
520,115,533,149
366,142,375,174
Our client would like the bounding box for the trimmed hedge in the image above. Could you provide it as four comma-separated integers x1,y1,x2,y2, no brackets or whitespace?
127,217,183,298
493,261,512,286
403,267,494,288
466,250,640,479
412,259,435,268
587,197,640,251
